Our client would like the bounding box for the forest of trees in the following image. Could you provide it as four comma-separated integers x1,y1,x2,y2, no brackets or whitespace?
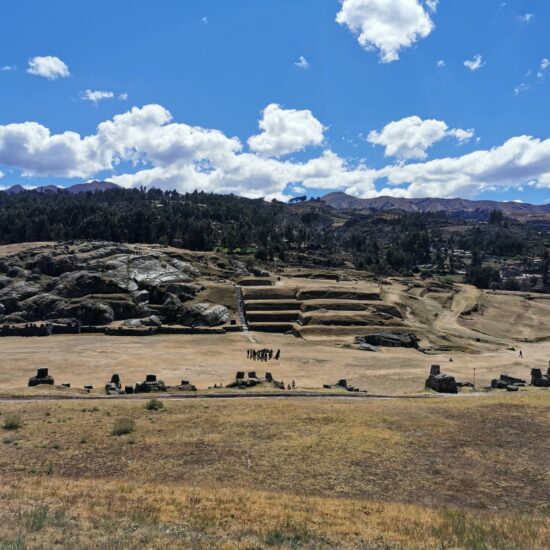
0,188,548,287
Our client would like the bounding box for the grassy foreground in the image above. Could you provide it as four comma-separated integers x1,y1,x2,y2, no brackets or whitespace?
0,393,548,549
0,478,548,549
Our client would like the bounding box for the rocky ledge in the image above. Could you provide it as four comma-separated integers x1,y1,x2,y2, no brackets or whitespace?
0,241,235,329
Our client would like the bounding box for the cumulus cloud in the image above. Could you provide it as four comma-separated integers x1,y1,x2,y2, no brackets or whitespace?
247,104,325,158
27,56,70,79
2,104,550,201
80,90,115,104
1,65,16,72
367,116,474,160
346,135,550,199
336,0,435,63
294,56,310,69
464,54,485,71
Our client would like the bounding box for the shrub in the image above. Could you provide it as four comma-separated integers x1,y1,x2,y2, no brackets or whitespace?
20,505,49,532
145,398,164,411
112,418,135,436
3,414,22,431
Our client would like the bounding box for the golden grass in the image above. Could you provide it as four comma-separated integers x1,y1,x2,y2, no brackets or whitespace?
0,477,547,549
0,393,548,547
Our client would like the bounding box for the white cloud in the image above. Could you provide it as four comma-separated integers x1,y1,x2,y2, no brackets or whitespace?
294,56,310,69
518,13,534,23
2,104,550,202
346,135,550,199
537,58,549,79
336,0,435,63
425,0,438,12
464,54,485,71
119,93,129,101
27,56,70,80
436,59,445,68
80,90,115,104
514,83,530,96
1,65,16,72
247,103,325,158
202,16,208,24
367,116,474,160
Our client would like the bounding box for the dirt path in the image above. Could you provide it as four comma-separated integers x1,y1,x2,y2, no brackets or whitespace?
0,390,501,403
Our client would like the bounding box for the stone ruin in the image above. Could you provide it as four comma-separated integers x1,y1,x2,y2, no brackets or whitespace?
226,371,263,389
359,332,419,349
2,323,53,338
134,373,167,393
177,379,197,391
425,364,458,394
105,373,122,395
490,374,526,392
226,371,284,389
531,368,550,387
323,379,364,393
28,367,54,387
104,372,195,394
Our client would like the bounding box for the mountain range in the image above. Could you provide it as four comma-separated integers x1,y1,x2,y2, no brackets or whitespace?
321,192,550,218
2,182,550,219
0,181,120,195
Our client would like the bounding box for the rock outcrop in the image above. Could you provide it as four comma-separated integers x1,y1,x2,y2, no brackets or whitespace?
425,364,458,394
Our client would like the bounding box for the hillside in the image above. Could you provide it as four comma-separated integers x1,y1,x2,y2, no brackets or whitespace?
322,191,550,219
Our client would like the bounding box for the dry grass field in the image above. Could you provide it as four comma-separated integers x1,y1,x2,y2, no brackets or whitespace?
1,244,550,548
0,330,547,396
0,393,548,549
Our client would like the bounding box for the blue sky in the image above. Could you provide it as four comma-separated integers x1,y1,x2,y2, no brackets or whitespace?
1,0,550,203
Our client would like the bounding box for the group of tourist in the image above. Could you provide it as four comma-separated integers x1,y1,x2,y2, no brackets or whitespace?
247,348,281,361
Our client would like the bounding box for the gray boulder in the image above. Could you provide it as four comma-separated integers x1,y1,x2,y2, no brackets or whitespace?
0,281,41,302
28,367,54,387
0,275,11,290
179,303,229,327
57,301,115,325
52,271,128,298
122,315,162,329
425,365,458,394
132,290,150,304
161,293,183,323
19,293,67,322
28,254,77,276
7,266,29,279
360,332,419,349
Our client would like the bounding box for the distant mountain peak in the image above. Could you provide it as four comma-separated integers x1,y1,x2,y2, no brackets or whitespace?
321,192,550,219
1,180,120,195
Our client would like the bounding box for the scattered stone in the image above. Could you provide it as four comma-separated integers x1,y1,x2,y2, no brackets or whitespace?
324,378,366,392
28,367,54,387
500,374,526,385
122,315,162,329
531,368,550,387
135,373,167,393
490,373,528,391
425,365,458,394
359,332,419,349
62,383,71,388
177,380,197,391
